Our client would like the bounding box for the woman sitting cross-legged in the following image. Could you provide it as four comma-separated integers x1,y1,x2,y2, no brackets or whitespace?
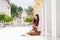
27,14,41,36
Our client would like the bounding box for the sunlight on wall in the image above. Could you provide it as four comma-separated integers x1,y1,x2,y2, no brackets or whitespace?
34,0,42,14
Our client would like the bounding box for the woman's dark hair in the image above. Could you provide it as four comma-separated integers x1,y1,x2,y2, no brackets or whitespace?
35,14,39,21
33,14,39,26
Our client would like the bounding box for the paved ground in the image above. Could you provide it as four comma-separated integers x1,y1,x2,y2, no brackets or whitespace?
56,36,60,40
0,26,49,40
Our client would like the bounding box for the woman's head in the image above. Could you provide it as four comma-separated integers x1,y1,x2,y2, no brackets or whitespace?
34,14,39,20
33,14,39,26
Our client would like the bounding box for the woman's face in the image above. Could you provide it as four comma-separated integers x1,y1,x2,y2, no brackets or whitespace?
34,15,37,20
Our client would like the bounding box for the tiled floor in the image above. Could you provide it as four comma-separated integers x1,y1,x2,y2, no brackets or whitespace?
0,27,51,40
56,36,60,40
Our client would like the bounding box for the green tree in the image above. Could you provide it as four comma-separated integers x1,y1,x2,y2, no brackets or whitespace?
11,3,18,18
25,6,34,13
18,7,23,13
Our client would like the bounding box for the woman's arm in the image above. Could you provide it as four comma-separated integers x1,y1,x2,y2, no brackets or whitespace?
32,24,38,29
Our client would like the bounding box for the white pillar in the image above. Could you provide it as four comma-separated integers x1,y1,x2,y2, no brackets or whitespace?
45,0,52,35
52,0,56,40
42,0,45,35
45,0,47,35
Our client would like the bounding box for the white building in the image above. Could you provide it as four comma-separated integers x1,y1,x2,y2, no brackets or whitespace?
0,0,11,16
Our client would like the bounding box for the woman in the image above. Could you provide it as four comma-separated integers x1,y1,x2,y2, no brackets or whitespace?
32,14,39,32
28,14,41,35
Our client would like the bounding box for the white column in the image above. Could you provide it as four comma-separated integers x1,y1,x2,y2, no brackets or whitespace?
45,0,52,35
45,0,47,35
42,0,45,35
52,0,56,40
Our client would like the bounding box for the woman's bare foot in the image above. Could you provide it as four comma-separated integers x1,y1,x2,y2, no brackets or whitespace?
27,31,41,36
26,29,35,34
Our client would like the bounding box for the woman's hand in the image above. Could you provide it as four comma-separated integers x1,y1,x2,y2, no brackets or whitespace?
32,24,38,29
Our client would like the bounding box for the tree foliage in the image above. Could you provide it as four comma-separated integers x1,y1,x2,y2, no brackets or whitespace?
18,7,23,13
25,6,34,13
11,3,23,18
0,12,13,22
11,3,18,18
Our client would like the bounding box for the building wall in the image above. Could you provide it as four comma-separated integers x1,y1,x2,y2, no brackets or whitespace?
0,0,11,16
